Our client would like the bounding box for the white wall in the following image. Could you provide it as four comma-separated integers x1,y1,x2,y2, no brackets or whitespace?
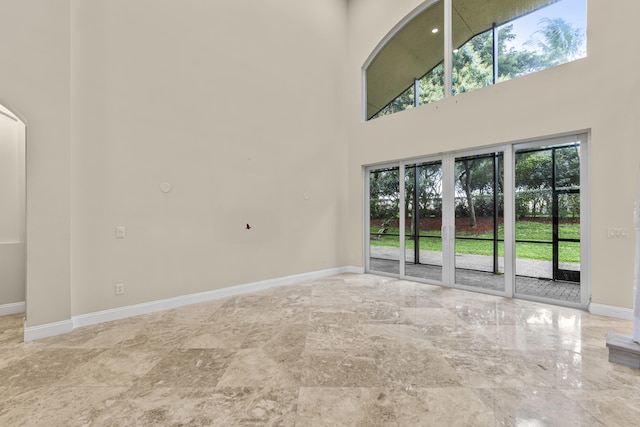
0,112,21,242
0,0,71,325
345,0,640,309
0,0,349,331
0,109,25,306
2,0,638,332
0,242,24,306
70,0,349,315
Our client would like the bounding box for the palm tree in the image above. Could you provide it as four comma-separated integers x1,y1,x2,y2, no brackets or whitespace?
528,17,585,68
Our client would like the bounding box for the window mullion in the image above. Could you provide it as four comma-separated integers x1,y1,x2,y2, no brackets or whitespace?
399,163,406,278
444,0,452,98
492,23,498,85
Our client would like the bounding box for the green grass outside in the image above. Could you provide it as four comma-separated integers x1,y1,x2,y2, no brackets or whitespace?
370,221,580,263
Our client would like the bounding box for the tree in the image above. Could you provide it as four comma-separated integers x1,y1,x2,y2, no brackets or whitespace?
459,159,478,227
465,24,542,83
405,163,443,236
515,151,552,217
419,64,445,105
372,85,414,118
527,17,585,68
514,146,580,218
452,41,492,95
496,25,544,80
371,18,585,119
370,169,400,220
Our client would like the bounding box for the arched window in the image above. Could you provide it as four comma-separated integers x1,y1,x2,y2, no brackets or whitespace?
365,0,586,120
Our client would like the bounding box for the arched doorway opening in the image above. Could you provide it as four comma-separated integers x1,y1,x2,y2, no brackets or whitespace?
0,103,26,316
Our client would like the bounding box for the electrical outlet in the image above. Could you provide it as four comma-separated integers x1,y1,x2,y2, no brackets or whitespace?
115,283,124,295
116,226,126,238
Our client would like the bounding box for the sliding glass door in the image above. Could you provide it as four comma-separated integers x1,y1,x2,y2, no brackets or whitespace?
367,150,507,292
514,137,583,304
404,161,444,283
453,151,505,293
365,134,586,308
368,166,400,276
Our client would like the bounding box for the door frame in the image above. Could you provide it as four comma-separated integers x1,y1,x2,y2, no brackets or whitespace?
512,133,590,307
400,156,448,284
364,161,402,278
448,144,513,297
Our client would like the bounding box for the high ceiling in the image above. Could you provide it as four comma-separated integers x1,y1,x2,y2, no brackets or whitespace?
366,0,559,119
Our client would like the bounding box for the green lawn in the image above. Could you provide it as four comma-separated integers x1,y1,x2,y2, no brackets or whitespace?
370,221,580,263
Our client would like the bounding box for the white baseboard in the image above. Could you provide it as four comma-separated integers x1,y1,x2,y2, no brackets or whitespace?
25,266,363,341
589,303,633,321
0,301,25,316
24,319,74,342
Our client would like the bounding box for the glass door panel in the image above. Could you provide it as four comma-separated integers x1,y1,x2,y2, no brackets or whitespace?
368,166,400,275
514,141,581,303
557,192,580,279
404,161,443,282
558,241,580,272
514,146,553,281
554,144,581,282
453,152,505,292
515,240,552,279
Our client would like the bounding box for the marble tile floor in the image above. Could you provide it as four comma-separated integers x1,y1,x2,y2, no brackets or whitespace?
1,273,639,426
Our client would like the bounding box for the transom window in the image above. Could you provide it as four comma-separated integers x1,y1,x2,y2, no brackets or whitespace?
365,0,586,120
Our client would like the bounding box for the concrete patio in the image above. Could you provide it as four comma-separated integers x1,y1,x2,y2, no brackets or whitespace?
369,246,581,303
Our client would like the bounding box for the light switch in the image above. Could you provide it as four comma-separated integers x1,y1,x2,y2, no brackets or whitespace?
116,226,126,238
607,227,629,239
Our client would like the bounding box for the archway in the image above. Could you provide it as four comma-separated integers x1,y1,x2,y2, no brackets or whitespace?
0,103,26,316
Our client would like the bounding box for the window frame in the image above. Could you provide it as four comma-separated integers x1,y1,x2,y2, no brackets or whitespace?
363,0,587,121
